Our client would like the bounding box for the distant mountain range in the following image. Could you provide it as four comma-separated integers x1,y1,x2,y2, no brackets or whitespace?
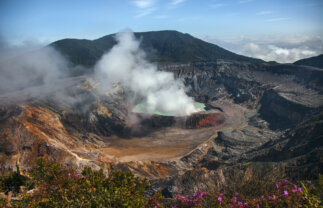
294,54,323,69
51,30,263,67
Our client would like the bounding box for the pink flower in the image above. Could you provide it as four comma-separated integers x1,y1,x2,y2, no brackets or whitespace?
218,196,222,202
176,195,182,200
67,173,71,177
257,204,260,208
233,196,237,203
235,192,239,196
193,190,201,197
200,192,207,198
298,188,303,193
284,179,289,184
284,190,288,196
292,189,297,193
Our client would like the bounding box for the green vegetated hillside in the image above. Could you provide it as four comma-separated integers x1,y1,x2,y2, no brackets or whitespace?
51,30,263,69
294,54,323,69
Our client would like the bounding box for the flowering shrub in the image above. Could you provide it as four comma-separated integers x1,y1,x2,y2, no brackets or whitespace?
12,158,163,208
145,191,165,208
0,159,321,207
174,179,322,208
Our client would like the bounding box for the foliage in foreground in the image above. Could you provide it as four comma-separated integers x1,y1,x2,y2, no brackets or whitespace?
0,159,322,207
0,159,162,208
174,180,322,208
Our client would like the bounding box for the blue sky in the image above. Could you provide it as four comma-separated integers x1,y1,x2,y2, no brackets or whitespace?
0,0,323,62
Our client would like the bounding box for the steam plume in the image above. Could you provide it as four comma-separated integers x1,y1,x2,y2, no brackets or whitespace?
0,46,67,94
0,42,90,109
95,30,199,116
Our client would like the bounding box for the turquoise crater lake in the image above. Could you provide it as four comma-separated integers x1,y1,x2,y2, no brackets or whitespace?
132,102,205,116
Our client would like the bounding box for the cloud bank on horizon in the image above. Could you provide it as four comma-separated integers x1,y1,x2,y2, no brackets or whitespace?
204,34,323,63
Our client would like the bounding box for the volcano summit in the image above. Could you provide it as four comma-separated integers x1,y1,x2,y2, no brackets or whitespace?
0,30,322,196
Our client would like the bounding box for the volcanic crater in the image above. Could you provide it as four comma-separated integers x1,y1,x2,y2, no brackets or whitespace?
99,107,226,163
1,30,322,197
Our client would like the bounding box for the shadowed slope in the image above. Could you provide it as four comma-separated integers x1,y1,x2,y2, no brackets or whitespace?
51,30,263,70
294,54,323,69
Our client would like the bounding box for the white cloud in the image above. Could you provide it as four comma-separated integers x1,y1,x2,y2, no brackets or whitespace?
241,41,321,63
202,34,323,63
132,0,157,17
235,42,317,63
261,45,315,63
133,0,156,8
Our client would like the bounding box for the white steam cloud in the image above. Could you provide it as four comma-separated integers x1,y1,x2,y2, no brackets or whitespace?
0,42,91,109
95,30,199,116
0,31,199,116
0,46,67,94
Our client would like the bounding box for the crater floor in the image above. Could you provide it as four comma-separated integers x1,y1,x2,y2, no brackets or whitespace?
98,99,247,163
